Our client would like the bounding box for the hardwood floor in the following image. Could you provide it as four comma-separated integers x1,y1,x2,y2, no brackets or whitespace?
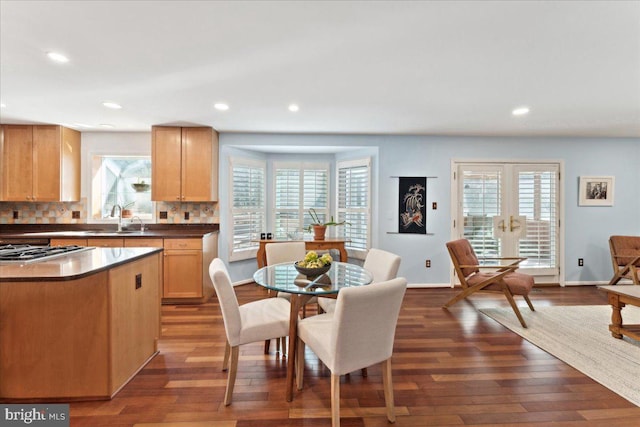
69,285,640,426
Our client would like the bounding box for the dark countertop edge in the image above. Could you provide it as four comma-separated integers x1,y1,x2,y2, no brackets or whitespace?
0,248,164,282
0,224,219,239
0,224,219,232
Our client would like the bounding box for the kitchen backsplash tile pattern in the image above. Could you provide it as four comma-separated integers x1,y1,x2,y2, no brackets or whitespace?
0,200,219,224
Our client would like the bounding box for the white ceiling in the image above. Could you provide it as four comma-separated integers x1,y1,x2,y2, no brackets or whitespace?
1,1,639,137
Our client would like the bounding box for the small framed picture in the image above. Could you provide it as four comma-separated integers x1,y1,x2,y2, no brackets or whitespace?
578,176,614,206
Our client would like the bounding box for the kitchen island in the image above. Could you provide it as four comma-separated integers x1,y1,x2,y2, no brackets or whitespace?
0,247,163,401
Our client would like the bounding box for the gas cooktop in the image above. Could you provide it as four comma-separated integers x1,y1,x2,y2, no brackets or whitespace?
0,244,94,263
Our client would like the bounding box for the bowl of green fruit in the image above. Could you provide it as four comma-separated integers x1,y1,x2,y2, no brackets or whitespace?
295,250,332,277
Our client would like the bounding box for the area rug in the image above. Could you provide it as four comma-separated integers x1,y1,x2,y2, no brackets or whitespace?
480,305,640,407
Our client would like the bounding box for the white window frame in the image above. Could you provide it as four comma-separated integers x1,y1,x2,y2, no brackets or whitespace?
88,153,154,224
272,161,330,240
229,157,267,262
336,157,371,260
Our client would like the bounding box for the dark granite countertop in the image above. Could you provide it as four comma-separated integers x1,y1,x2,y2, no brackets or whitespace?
0,224,219,241
0,247,163,282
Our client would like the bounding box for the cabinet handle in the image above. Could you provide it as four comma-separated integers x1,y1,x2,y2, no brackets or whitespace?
176,196,180,200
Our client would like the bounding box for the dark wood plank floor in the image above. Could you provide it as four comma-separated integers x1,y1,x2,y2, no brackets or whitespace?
69,285,640,426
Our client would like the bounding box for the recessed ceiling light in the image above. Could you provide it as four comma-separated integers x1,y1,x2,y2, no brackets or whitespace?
288,104,300,112
102,101,122,109
214,103,229,111
99,124,115,128
73,123,94,129
512,106,530,116
47,52,69,63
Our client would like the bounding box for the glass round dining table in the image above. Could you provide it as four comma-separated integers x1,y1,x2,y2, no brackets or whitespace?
253,261,373,295
253,261,373,401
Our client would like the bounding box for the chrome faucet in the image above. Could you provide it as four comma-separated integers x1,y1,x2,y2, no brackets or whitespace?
110,204,123,232
131,216,145,232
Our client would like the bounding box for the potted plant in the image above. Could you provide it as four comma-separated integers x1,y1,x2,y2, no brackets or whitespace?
121,201,135,218
305,208,349,241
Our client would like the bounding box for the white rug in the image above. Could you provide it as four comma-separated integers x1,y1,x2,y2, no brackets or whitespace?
480,305,640,407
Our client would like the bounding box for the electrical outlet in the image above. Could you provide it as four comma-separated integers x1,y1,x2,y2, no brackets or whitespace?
72,211,80,219
578,258,584,267
135,274,142,289
425,259,431,268
13,211,19,219
159,211,168,219
432,202,437,210
184,211,190,220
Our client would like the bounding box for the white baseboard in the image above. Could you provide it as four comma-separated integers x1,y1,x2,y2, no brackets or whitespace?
233,278,255,287
407,283,452,288
564,280,609,286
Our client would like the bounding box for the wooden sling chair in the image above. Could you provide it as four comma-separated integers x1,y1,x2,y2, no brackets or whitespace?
444,239,535,328
608,236,640,285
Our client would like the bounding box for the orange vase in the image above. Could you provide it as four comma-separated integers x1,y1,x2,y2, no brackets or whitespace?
312,225,327,240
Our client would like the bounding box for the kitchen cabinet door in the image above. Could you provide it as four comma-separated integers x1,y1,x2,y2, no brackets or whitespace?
181,127,215,201
32,125,61,201
151,126,182,201
163,248,203,298
1,125,34,200
151,126,218,202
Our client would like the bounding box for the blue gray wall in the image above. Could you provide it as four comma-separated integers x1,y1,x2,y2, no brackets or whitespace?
219,133,640,285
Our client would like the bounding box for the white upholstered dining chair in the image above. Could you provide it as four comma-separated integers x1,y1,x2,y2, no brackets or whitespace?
318,248,401,313
296,277,407,427
265,241,307,266
264,242,309,353
209,258,291,405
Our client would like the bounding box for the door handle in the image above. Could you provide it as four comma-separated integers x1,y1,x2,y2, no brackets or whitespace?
498,219,506,232
510,215,521,232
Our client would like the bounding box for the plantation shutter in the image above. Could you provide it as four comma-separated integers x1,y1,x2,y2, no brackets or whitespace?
337,158,371,256
461,168,502,257
273,163,329,240
516,166,558,269
231,158,266,260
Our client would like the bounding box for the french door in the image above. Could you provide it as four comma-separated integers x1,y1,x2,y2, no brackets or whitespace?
452,162,562,284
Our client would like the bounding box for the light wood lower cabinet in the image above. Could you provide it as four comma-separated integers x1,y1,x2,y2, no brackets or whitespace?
163,240,203,298
88,238,124,247
48,233,217,303
50,238,88,246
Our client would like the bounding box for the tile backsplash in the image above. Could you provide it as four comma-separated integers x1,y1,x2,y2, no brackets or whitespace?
0,199,219,224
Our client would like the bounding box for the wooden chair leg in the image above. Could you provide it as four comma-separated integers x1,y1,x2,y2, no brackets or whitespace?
381,358,396,423
224,346,239,406
524,294,535,311
222,341,230,371
331,373,341,427
608,271,624,286
361,368,368,377
503,287,527,328
443,286,476,308
632,266,640,285
296,338,305,390
264,339,271,354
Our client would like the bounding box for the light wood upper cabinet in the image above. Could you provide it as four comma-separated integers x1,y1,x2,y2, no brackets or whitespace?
0,124,81,201
151,126,219,202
